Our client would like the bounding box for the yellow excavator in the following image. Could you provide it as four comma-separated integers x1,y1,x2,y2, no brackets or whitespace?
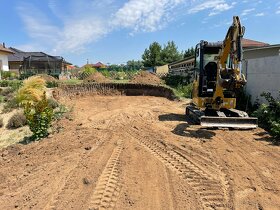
186,16,258,128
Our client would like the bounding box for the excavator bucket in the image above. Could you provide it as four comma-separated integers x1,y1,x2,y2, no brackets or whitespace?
186,105,258,129
200,116,258,129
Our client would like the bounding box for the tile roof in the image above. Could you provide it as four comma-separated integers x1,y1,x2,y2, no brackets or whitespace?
0,44,14,54
242,38,270,49
8,47,72,65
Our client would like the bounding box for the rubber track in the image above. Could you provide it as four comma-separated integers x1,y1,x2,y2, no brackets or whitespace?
88,139,124,210
128,128,231,209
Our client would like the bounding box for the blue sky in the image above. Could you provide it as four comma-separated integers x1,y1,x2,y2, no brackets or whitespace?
1,0,279,66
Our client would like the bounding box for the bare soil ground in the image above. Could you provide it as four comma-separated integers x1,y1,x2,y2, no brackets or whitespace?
0,95,279,210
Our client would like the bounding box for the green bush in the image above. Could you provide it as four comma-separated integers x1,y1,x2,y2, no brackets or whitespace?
2,97,19,113
0,80,9,87
0,80,22,90
253,91,280,141
47,98,59,109
100,69,110,78
173,83,193,98
46,81,59,88
24,94,54,140
163,74,191,86
6,112,27,129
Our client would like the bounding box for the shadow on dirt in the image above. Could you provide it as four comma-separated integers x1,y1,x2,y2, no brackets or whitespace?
171,123,216,140
254,131,279,146
159,113,216,140
158,113,186,122
19,136,34,145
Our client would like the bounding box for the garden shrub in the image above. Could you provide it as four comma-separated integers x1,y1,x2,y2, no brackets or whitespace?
24,93,54,140
253,91,280,141
0,80,22,89
173,83,193,98
2,97,19,113
46,81,59,88
47,98,59,109
163,74,191,86
6,112,27,129
16,76,54,140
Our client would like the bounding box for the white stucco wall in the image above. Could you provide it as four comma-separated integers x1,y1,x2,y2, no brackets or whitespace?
244,55,280,104
0,54,9,71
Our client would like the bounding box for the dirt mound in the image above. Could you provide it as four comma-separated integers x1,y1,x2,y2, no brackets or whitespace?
130,71,162,85
29,74,57,82
84,72,110,83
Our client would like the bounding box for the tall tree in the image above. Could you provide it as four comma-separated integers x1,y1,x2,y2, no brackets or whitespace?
142,42,162,67
126,60,143,70
161,41,183,64
183,47,195,58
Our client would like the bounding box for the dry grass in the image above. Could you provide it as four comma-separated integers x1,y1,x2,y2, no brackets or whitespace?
0,104,32,148
17,76,46,106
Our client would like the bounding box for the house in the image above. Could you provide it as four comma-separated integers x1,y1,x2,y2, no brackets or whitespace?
82,62,107,70
92,62,107,69
0,43,14,71
167,39,270,78
242,44,280,104
154,64,169,76
168,56,195,77
8,47,71,79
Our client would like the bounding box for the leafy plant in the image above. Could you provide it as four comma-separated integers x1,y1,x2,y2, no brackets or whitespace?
2,97,19,113
16,76,54,140
0,80,22,89
46,81,59,88
47,98,59,109
253,91,280,141
6,112,27,129
173,83,193,98
24,93,53,140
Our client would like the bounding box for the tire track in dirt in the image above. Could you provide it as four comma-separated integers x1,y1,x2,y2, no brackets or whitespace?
45,115,117,210
128,126,232,209
88,139,124,210
44,133,110,210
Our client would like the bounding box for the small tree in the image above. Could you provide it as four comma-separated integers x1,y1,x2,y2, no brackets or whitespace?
16,76,54,140
24,93,53,140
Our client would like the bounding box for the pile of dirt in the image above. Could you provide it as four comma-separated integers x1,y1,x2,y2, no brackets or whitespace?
84,72,110,83
130,71,162,85
29,74,57,82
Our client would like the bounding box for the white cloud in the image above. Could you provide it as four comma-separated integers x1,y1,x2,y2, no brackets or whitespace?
17,0,190,54
187,0,235,16
112,0,185,33
255,12,264,16
241,8,255,16
276,10,280,14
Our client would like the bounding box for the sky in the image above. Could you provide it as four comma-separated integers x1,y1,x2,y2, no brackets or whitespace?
1,0,280,66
